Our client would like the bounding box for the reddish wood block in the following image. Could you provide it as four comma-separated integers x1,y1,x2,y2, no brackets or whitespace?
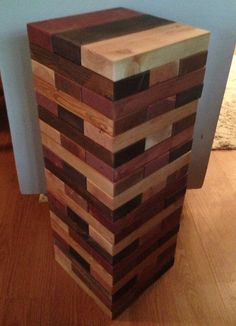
60,134,86,160
144,152,169,177
65,184,88,211
172,114,196,136
167,165,189,184
27,7,142,51
171,126,194,148
147,97,176,120
149,61,179,86
55,73,82,100
42,145,63,169
48,192,67,216
81,86,114,119
114,109,147,135
36,92,58,116
85,151,115,181
114,169,144,195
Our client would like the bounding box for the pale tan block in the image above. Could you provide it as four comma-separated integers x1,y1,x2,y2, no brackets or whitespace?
145,125,172,150
31,60,55,85
87,179,114,209
81,23,210,81
84,121,113,151
39,119,61,144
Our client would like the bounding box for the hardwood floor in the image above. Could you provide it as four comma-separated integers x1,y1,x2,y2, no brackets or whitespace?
0,143,236,325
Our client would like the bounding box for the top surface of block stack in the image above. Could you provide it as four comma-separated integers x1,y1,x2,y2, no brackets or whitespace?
28,8,209,318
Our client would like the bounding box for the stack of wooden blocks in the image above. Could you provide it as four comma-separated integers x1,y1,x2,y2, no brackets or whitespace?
27,7,210,318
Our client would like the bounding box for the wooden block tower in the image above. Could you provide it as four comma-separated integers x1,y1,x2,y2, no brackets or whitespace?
27,7,210,318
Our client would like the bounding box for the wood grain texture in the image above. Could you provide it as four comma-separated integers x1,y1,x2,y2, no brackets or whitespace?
112,152,191,209
34,76,114,136
110,68,205,120
31,59,55,85
149,61,179,86
41,133,114,197
82,24,210,81
55,73,82,101
26,8,211,319
27,7,142,51
38,106,115,167
112,101,197,152
46,170,115,245
52,14,173,65
31,44,151,102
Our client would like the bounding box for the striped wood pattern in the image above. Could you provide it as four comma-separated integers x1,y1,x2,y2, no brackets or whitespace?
27,8,210,318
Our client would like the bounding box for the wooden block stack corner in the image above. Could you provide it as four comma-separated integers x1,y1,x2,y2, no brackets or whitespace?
27,7,210,318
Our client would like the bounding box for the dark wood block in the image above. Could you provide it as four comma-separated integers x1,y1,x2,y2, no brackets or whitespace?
55,73,82,100
179,51,208,75
63,161,87,189
58,105,84,132
64,184,88,211
175,84,203,108
27,7,142,51
144,152,169,177
114,169,144,196
114,109,147,135
114,139,145,167
172,113,196,136
52,15,173,64
85,151,114,181
42,145,63,169
169,140,193,162
113,71,150,100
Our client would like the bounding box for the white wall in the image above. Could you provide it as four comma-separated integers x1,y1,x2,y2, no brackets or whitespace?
0,0,235,193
